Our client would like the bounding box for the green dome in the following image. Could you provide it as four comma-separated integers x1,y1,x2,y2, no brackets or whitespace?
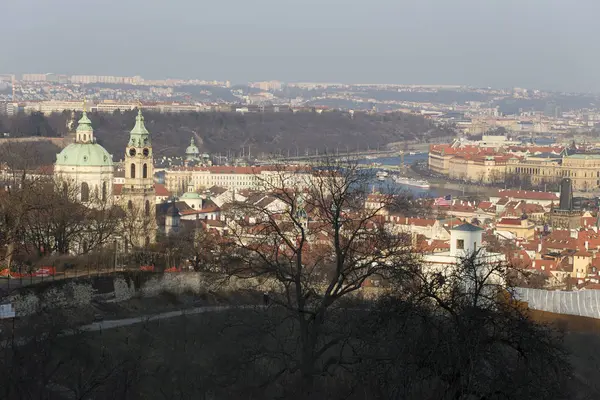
181,191,201,199
56,143,113,167
186,137,199,155
76,112,93,133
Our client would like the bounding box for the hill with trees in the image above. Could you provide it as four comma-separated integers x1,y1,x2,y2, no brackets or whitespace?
0,110,453,160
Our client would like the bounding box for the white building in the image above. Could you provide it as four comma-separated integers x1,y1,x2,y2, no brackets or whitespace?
422,223,505,280
164,166,318,196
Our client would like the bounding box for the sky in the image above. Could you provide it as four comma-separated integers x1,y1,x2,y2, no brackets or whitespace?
2,0,600,92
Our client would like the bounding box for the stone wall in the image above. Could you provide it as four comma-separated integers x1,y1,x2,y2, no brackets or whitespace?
5,272,279,316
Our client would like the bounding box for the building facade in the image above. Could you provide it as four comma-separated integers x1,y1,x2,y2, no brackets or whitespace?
507,154,600,191
430,141,600,191
164,166,317,195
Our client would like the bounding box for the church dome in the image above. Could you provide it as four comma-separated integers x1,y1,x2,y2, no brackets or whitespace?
56,109,113,167
56,143,113,167
186,137,200,156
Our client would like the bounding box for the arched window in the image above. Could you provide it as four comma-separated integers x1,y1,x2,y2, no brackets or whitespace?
143,163,148,179
130,163,136,178
145,236,150,247
145,200,150,216
127,200,133,210
81,182,90,202
102,181,107,202
62,182,68,197
83,134,87,142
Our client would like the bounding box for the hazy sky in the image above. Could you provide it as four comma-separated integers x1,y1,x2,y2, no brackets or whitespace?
2,0,600,92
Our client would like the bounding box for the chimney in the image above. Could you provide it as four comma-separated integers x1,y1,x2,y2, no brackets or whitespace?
585,241,589,251
537,242,542,254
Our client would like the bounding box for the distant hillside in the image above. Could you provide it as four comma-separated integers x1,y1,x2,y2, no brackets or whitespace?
0,110,452,160
0,139,62,167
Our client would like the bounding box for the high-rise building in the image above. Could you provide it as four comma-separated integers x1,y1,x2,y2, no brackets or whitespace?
21,73,48,82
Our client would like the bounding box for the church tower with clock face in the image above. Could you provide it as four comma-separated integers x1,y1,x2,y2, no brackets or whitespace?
121,109,157,248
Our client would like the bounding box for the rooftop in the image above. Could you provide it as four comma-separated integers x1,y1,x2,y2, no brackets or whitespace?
452,223,484,232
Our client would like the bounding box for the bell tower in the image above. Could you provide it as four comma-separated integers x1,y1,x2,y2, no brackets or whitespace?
121,109,157,247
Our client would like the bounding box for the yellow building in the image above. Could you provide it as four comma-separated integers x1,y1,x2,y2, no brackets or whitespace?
430,142,600,191
507,154,600,191
496,217,536,240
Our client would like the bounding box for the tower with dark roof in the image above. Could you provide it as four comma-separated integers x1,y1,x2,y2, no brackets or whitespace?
550,177,581,229
559,178,573,211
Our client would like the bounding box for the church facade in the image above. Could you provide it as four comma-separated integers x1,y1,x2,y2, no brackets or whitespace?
53,109,158,249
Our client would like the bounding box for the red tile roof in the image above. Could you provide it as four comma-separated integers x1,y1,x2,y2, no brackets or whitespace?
388,216,436,227
495,190,558,201
155,183,171,197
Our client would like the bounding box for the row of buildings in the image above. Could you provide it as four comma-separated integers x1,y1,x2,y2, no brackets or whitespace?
0,100,327,116
18,73,230,88
379,179,600,289
429,135,600,191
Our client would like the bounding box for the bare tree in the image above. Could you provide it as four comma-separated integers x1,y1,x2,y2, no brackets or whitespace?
358,250,572,399
0,142,51,269
221,158,418,391
22,179,121,259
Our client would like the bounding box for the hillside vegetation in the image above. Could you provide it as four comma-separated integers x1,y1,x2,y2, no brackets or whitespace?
0,110,452,159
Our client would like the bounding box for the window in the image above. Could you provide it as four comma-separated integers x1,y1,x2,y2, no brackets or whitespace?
128,200,133,210
143,163,148,179
81,182,90,202
456,239,464,250
145,236,150,247
130,163,136,178
102,181,107,202
145,200,150,216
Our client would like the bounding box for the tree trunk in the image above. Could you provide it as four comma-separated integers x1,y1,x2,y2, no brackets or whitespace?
5,241,15,270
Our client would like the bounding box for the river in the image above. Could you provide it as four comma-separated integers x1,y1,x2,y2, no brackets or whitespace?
357,153,442,197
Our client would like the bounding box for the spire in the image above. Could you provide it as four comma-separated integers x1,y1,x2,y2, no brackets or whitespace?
128,109,151,147
190,137,195,146
75,110,94,143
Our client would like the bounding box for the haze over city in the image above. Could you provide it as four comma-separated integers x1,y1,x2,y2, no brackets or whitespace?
5,1,600,398
3,0,600,92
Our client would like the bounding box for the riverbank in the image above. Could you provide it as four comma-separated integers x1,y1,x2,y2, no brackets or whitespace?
407,163,499,198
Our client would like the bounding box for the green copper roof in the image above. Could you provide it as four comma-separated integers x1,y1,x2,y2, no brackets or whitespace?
76,111,93,133
181,191,202,199
128,109,151,147
186,137,199,154
56,143,113,167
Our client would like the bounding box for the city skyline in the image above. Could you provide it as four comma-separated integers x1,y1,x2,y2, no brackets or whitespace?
2,0,600,93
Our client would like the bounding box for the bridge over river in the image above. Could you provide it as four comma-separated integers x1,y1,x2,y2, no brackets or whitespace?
256,143,430,165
